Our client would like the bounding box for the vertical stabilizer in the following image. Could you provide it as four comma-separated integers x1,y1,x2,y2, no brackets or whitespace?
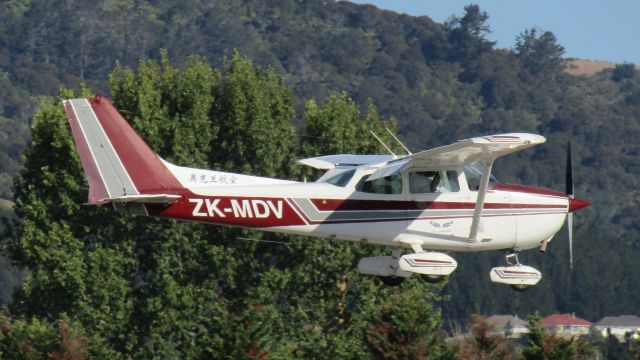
63,97,182,204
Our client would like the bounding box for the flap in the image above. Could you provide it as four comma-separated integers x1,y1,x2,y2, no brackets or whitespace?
297,154,396,170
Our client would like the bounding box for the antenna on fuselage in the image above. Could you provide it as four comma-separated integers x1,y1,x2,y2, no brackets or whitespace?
386,128,412,155
369,130,397,157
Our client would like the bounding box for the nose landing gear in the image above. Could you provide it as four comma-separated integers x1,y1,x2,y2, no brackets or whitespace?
490,251,541,291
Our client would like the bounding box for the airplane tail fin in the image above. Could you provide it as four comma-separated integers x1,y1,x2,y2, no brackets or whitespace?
63,96,183,205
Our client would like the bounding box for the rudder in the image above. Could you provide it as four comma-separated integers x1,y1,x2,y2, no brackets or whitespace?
63,96,183,205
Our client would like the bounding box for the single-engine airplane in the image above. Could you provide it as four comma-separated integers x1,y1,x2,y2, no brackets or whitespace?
63,96,590,290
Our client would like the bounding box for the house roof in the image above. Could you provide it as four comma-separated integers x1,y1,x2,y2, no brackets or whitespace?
485,315,528,329
595,315,640,328
542,314,592,327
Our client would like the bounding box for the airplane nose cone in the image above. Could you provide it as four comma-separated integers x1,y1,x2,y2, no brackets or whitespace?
568,197,591,213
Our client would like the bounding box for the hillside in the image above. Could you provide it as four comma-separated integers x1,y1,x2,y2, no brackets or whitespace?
565,59,640,76
1,0,640,338
566,59,617,76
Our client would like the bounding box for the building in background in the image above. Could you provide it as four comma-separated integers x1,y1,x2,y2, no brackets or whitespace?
542,313,592,336
594,315,640,341
485,315,529,338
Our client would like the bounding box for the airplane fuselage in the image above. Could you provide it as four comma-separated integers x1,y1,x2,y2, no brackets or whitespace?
138,163,571,253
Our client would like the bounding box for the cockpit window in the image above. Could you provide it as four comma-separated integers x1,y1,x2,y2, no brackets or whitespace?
409,170,460,193
463,161,498,191
324,169,356,187
356,173,403,194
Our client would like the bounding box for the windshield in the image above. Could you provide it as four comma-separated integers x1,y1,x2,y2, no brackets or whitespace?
463,161,498,191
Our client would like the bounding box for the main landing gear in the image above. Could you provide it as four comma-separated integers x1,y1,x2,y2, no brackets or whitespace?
489,251,542,292
357,245,457,286
358,247,542,291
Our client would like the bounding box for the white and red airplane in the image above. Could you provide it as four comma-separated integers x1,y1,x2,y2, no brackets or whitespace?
63,96,590,290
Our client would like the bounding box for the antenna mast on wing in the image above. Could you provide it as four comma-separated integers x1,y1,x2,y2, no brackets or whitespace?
386,128,412,155
369,130,397,157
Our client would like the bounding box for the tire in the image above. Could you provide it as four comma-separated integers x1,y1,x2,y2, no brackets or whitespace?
421,274,445,284
380,276,406,286
511,284,530,292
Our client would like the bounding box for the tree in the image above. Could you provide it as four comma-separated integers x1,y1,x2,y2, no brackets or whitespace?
212,50,297,178
514,28,565,77
445,4,495,61
612,62,636,82
522,313,592,360
300,93,397,158
522,313,546,360
456,315,510,360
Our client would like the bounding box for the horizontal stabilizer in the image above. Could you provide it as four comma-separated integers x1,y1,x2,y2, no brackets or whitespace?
102,194,181,204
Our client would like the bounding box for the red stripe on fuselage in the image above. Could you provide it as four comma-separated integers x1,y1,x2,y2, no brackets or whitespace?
310,198,565,212
88,97,183,193
64,101,110,204
144,192,565,229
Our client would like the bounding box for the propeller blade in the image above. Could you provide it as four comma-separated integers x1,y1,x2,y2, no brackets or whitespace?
568,212,573,270
566,141,574,197
566,141,574,270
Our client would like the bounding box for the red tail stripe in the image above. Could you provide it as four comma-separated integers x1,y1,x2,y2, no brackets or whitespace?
88,97,183,193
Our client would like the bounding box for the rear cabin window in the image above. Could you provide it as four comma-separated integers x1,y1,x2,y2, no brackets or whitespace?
356,174,403,194
409,170,460,193
324,169,356,187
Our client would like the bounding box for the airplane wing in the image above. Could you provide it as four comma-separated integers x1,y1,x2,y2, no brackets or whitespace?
365,133,546,243
367,133,545,181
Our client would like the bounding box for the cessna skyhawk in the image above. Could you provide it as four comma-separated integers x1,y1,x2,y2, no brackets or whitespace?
63,97,590,290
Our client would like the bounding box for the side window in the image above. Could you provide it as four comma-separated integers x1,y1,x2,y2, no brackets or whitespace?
356,173,403,194
324,169,356,187
409,170,459,193
464,166,481,191
463,162,498,191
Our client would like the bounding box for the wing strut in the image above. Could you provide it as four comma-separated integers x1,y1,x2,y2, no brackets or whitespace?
468,159,494,243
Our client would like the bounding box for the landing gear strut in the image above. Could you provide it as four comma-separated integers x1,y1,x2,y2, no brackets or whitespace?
378,248,406,286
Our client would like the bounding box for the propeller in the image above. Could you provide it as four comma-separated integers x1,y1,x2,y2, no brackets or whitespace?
566,141,574,269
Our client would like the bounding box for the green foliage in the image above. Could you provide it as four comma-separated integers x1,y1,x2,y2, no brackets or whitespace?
0,314,116,359
445,4,495,61
515,28,566,77
457,315,510,359
213,51,297,177
612,62,637,82
300,93,397,157
365,286,447,359
522,313,592,360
